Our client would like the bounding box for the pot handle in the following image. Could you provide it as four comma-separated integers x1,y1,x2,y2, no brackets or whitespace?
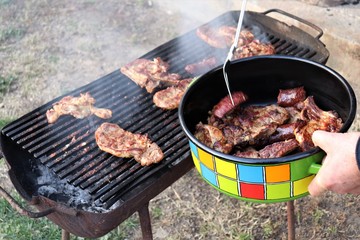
262,9,324,39
308,162,321,174
0,185,55,218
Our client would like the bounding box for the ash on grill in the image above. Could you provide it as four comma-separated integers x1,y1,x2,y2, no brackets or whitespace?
36,164,119,213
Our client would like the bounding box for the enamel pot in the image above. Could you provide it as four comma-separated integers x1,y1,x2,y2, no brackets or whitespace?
178,55,356,203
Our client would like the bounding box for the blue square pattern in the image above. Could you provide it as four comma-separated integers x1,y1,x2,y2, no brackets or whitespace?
200,163,218,187
189,141,199,159
237,165,265,183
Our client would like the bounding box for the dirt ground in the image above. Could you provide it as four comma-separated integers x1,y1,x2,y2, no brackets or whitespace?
0,0,359,239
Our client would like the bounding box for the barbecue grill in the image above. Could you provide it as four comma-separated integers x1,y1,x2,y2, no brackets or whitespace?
1,9,330,239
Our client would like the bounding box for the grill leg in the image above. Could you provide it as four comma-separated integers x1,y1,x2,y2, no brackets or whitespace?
138,202,153,240
287,201,295,240
61,229,70,240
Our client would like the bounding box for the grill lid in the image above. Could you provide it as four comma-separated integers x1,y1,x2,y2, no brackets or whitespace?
1,10,329,212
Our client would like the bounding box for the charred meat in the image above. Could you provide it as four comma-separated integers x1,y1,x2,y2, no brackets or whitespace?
46,92,112,124
120,57,181,93
95,123,164,166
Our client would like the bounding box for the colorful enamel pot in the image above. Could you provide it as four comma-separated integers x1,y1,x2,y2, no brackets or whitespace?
178,56,356,203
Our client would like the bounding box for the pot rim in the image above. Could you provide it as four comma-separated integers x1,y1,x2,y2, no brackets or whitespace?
178,55,357,164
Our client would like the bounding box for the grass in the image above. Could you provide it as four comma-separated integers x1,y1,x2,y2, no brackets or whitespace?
0,189,142,240
0,192,62,240
0,28,25,43
0,119,13,130
0,75,16,97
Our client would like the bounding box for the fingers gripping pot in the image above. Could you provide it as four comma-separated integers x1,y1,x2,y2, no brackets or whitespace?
178,56,356,203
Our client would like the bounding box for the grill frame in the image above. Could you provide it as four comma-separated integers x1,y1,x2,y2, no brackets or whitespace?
1,9,330,238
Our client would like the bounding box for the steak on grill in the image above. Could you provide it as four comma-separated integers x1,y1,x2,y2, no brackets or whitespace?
95,122,164,166
153,78,192,110
196,25,254,48
184,57,218,75
232,39,276,59
120,57,182,93
46,92,112,124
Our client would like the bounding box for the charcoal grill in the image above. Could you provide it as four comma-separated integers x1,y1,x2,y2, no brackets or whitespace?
0,9,330,239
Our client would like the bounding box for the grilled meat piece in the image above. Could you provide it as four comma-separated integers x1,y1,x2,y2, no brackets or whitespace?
259,139,299,158
222,104,289,147
294,96,343,151
232,40,275,59
268,122,297,144
185,57,218,75
285,106,302,123
46,92,112,124
194,123,233,154
277,86,306,107
95,123,164,166
212,91,248,118
153,78,192,110
120,57,181,93
196,25,254,49
234,139,299,159
234,147,260,158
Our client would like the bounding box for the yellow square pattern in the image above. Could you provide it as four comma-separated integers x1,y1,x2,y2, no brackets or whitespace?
215,157,237,179
198,148,215,170
293,175,315,196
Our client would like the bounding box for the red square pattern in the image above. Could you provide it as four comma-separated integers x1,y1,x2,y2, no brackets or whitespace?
240,182,265,200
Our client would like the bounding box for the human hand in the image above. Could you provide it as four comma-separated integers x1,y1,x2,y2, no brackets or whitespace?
308,130,360,196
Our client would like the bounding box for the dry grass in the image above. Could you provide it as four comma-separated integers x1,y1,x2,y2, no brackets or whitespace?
0,1,359,239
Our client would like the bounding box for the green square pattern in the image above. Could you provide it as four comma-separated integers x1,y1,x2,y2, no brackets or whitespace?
266,182,291,199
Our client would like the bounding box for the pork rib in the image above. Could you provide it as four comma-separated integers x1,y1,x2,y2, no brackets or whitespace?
294,96,343,151
95,123,164,166
46,92,112,124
